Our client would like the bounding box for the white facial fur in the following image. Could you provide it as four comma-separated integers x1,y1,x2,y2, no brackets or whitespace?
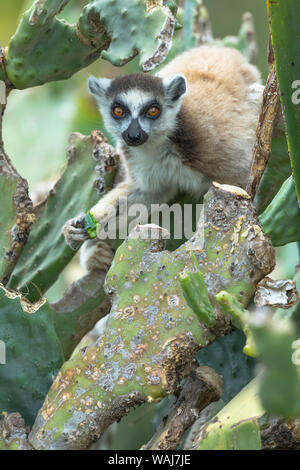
88,74,187,146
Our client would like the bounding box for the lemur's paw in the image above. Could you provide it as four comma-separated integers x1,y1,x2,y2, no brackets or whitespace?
63,212,89,250
80,239,114,273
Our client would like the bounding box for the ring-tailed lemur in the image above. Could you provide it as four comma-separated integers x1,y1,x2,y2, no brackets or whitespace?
63,46,263,271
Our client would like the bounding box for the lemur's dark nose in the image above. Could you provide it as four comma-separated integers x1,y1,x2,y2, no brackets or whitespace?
128,131,141,143
122,119,148,146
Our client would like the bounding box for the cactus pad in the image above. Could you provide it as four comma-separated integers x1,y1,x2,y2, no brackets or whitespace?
0,284,64,426
8,132,118,302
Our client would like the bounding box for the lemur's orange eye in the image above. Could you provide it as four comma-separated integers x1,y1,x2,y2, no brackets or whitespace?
147,106,159,118
113,106,124,117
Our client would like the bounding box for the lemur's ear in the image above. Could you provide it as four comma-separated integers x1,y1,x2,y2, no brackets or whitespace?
163,74,187,102
88,76,112,99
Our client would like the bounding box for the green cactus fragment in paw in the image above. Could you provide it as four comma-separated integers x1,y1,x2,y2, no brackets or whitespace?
84,211,100,239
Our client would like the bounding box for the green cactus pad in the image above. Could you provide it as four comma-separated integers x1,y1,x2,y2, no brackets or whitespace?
5,0,107,89
0,284,64,426
193,378,263,450
267,0,300,206
251,315,300,419
80,0,174,69
0,148,34,285
3,0,175,88
259,176,300,246
8,132,117,302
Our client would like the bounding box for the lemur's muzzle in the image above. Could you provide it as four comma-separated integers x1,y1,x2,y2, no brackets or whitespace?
122,118,148,147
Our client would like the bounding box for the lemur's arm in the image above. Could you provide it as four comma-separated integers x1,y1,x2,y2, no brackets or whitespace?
63,175,175,250
91,180,134,220
63,178,133,250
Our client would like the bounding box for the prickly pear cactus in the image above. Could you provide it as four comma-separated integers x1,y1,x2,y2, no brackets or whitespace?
5,0,105,88
259,176,300,246
196,330,256,404
81,0,176,70
190,300,300,450
28,184,276,449
2,0,175,89
192,378,263,450
0,140,34,284
267,0,300,205
8,132,118,302
0,284,64,426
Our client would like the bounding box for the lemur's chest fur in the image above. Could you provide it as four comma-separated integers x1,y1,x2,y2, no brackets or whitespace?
120,136,210,201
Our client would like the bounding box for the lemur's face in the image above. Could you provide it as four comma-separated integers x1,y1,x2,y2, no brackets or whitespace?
88,73,187,147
